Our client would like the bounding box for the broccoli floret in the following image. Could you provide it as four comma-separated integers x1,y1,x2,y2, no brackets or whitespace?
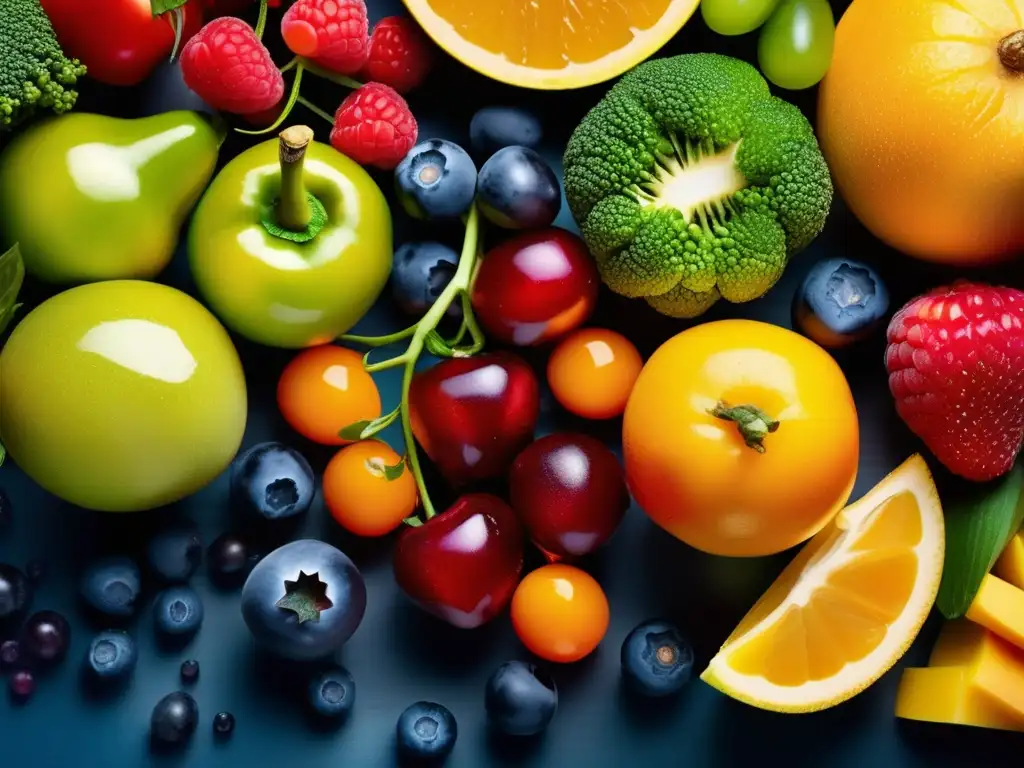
0,0,86,132
564,53,832,318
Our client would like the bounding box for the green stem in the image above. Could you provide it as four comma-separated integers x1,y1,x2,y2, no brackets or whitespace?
275,126,313,231
455,291,486,357
365,353,410,374
341,324,418,347
280,56,298,74
236,64,305,136
254,0,269,38
300,58,364,90
709,401,779,453
297,95,335,126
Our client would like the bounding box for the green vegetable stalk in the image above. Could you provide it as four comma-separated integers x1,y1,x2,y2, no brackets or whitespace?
0,242,25,466
563,53,832,318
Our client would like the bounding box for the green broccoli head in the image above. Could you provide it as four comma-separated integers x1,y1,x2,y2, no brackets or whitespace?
0,0,87,132
564,53,832,318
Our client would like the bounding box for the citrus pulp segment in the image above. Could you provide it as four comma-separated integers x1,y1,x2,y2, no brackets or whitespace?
401,0,701,89
701,455,944,713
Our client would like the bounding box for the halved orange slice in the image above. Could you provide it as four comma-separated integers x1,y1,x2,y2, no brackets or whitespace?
402,0,701,90
701,455,945,713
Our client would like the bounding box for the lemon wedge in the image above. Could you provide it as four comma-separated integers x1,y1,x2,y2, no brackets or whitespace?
701,454,944,713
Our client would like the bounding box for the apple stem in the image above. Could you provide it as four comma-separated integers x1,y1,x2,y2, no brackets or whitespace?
709,401,779,453
277,126,314,231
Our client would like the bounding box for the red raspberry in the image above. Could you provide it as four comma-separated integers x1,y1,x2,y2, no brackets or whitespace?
180,17,284,115
329,83,418,170
362,16,434,94
281,0,369,75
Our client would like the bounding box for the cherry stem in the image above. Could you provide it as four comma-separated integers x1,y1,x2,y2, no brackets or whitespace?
236,63,305,136
254,0,269,39
709,401,779,453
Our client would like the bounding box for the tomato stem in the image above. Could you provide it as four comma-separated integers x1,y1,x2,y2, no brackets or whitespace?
710,401,779,453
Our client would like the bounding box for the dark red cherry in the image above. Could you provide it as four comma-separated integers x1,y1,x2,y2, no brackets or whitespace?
393,494,524,628
509,433,629,560
470,228,599,347
409,352,540,487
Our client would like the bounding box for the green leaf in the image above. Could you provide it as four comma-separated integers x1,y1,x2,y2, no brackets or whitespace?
383,457,405,482
338,408,401,441
150,0,188,15
937,462,1024,619
0,244,25,337
338,420,372,441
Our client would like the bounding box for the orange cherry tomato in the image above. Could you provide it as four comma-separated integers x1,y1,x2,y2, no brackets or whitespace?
511,563,610,663
547,328,643,420
277,345,381,445
323,440,418,537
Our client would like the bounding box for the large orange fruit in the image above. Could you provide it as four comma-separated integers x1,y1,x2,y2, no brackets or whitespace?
819,0,1024,265
402,0,700,90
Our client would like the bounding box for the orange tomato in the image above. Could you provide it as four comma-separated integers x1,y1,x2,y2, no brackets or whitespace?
323,440,418,537
547,328,643,420
623,320,859,557
277,345,381,445
819,0,1024,264
511,564,609,663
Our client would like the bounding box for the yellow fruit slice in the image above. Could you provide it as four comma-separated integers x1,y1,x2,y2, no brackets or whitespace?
701,455,944,713
401,0,701,90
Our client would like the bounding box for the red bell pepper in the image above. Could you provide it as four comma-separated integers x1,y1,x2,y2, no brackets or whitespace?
40,0,205,86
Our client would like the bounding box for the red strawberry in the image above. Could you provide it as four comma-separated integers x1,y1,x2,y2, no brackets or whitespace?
885,281,1024,482
362,16,434,94
180,17,284,114
329,82,418,170
281,0,369,75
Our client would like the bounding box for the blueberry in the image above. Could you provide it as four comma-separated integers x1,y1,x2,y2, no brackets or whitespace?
180,659,200,685
470,106,543,160
153,586,204,637
208,532,257,587
80,556,141,618
147,525,203,583
150,691,199,747
86,630,138,680
792,258,889,349
308,666,356,719
620,619,693,697
396,701,457,760
391,241,462,318
477,146,561,230
395,139,478,220
213,712,235,737
141,59,214,117
231,443,314,522
484,661,557,736
0,564,32,629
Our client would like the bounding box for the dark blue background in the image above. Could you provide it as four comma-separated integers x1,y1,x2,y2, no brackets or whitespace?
1,1,1022,765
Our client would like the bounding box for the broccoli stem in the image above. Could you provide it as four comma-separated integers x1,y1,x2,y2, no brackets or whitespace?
709,401,780,453
999,30,1024,72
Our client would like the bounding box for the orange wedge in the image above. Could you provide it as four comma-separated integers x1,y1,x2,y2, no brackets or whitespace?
701,455,945,713
402,0,701,90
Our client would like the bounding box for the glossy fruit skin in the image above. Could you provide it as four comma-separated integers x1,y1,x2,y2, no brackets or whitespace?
393,494,524,628
758,0,834,90
180,660,200,685
21,611,71,664
510,564,610,663
395,139,478,220
79,557,141,618
208,533,258,586
623,319,859,557
547,328,643,419
0,565,32,629
277,345,382,446
620,619,693,696
154,587,205,637
509,434,628,559
230,443,315,521
9,670,34,700
0,640,21,672
470,228,599,347
151,692,199,746
409,353,541,487
323,441,418,537
213,712,236,736
396,701,457,759
0,112,220,284
792,258,889,349
86,630,138,680
818,0,1024,264
189,136,392,347
147,525,203,583
0,281,247,513
484,661,557,736
391,241,461,318
701,0,779,35
241,540,367,660
470,106,542,160
308,666,356,719
476,146,561,230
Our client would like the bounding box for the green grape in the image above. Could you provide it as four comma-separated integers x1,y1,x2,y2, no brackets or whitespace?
757,0,835,90
701,0,781,36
